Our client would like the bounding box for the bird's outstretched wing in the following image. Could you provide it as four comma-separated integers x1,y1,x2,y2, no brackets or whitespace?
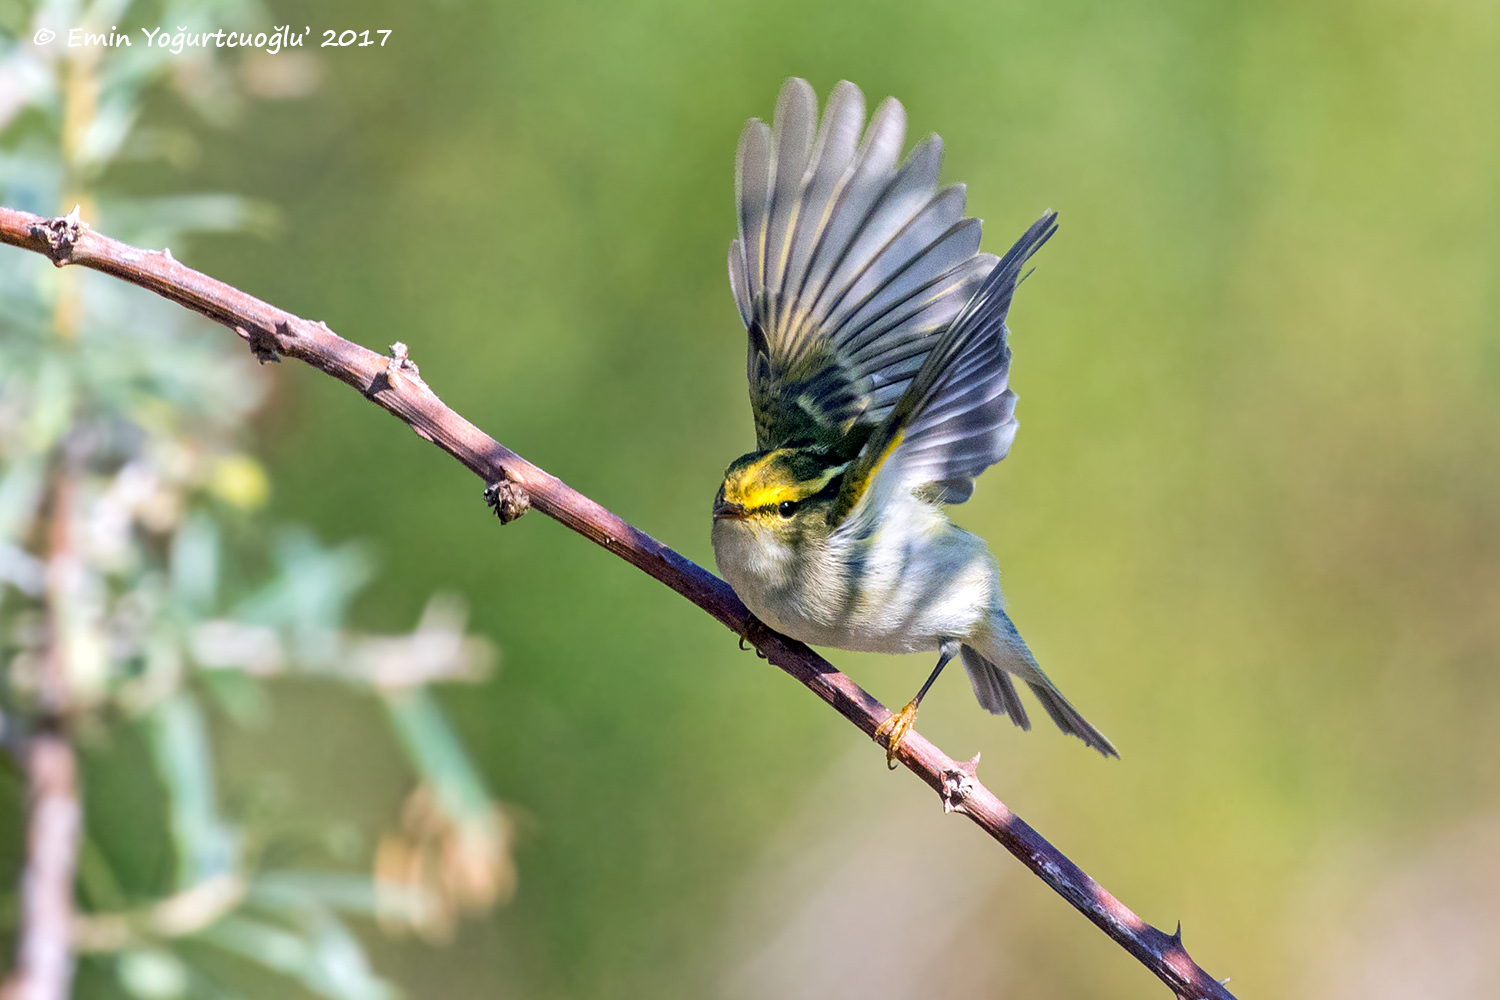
730,78,999,455
832,211,1058,523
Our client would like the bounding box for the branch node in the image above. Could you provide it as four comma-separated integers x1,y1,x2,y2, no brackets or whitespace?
236,325,281,364
161,247,174,263
941,752,981,814
484,477,530,525
387,341,421,385
29,206,86,265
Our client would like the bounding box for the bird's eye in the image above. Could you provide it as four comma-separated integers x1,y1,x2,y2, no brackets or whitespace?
778,500,797,518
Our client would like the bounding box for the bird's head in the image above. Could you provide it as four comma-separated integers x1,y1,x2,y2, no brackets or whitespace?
712,447,846,540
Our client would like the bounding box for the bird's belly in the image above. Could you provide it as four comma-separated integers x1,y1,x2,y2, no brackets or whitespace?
712,515,996,655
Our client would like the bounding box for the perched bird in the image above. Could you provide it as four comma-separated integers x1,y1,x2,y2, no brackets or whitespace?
711,78,1117,765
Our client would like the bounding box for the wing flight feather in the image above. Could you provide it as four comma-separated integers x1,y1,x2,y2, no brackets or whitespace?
832,211,1058,519
729,79,1009,454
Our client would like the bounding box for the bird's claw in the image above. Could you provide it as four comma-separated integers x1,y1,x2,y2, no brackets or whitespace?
875,699,920,770
738,616,768,658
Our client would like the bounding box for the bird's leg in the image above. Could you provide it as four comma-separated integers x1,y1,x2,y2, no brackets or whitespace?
876,640,960,769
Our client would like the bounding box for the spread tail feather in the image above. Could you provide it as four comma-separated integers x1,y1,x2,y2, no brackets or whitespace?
960,644,1030,729
965,611,1119,758
1023,674,1119,759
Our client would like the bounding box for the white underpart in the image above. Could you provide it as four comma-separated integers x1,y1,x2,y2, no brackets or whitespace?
712,489,999,655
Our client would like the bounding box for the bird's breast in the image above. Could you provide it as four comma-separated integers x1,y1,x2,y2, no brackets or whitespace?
710,500,997,654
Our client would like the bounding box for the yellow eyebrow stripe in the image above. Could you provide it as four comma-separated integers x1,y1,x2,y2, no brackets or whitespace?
737,483,803,510
722,455,849,511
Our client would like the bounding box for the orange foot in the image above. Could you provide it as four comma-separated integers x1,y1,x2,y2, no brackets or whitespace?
874,699,920,770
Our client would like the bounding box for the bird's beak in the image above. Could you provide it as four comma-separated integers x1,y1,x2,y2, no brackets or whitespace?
713,499,749,521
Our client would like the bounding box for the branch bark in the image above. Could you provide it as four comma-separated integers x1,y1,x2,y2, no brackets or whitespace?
0,205,1236,999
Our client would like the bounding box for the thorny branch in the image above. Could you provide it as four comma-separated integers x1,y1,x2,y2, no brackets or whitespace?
0,205,1236,999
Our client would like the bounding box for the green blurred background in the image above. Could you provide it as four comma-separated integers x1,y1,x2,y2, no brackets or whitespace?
128,0,1500,995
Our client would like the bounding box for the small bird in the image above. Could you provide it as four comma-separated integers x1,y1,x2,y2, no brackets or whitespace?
711,78,1117,765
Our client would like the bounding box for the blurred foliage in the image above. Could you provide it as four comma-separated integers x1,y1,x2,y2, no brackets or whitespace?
0,2,512,997
7,0,1500,998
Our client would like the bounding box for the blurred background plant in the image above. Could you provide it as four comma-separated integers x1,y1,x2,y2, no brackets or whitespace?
0,1,514,997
